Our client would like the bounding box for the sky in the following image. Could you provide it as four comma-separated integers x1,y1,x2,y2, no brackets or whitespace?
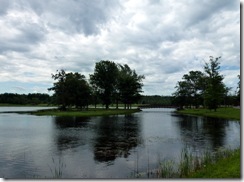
0,0,240,96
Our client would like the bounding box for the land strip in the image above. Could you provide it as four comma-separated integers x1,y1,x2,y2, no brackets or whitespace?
176,107,240,120
30,108,141,117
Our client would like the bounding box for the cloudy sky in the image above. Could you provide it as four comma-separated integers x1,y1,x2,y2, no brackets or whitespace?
0,0,240,95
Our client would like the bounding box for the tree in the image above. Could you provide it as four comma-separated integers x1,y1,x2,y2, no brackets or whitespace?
203,56,225,111
173,71,205,108
117,64,145,109
90,60,119,109
173,80,191,109
182,71,205,108
48,70,91,110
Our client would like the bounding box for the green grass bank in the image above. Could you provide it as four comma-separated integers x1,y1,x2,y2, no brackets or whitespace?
176,107,240,120
187,149,240,178
32,108,141,117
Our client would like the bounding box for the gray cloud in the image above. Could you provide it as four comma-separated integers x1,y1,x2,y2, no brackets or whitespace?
0,0,240,95
25,0,122,35
0,0,10,15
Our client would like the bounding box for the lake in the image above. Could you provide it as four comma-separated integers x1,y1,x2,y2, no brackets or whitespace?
0,107,240,178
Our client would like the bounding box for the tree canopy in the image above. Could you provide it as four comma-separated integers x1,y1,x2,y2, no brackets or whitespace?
203,56,226,111
89,60,145,109
48,61,145,110
48,70,91,110
117,64,145,109
90,60,119,109
173,56,238,111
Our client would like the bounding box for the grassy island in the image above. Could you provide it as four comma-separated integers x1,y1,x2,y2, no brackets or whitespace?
31,108,141,117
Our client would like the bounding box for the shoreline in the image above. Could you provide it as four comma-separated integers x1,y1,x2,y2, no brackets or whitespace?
175,107,240,121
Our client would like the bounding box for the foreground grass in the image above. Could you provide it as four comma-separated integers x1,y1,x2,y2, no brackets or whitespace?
187,149,240,178
32,108,141,117
177,107,240,120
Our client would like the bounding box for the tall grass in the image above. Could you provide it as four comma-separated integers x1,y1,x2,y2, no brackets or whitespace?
160,159,175,178
174,147,238,178
133,147,239,178
48,157,66,178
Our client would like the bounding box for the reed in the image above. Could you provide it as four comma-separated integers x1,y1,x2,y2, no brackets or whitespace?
172,147,239,178
160,159,175,178
48,157,66,178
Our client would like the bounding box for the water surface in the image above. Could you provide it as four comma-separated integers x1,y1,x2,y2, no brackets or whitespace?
0,108,240,178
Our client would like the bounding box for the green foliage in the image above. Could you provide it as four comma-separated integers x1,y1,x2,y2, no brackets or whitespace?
173,71,205,108
173,56,237,109
90,60,144,109
203,56,226,111
90,60,119,109
117,64,145,109
48,70,91,110
0,93,52,105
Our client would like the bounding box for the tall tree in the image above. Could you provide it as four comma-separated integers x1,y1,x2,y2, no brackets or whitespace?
48,70,91,110
203,56,225,111
90,60,119,109
173,80,191,109
117,64,145,109
173,71,205,108
182,71,205,108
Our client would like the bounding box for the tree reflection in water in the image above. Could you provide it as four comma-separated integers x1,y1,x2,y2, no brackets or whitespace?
93,115,142,162
53,117,90,151
52,115,143,163
174,114,230,151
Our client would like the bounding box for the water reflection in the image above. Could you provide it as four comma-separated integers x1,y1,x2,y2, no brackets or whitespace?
53,117,91,151
0,108,240,178
54,116,90,129
92,115,142,162
174,114,232,150
52,115,143,163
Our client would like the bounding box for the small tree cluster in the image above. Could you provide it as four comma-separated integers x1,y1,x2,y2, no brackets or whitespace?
173,56,238,111
49,60,144,110
90,60,145,109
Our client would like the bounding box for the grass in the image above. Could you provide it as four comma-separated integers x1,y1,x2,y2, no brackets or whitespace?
187,149,240,178
157,148,240,178
31,108,141,117
133,147,240,179
176,107,240,120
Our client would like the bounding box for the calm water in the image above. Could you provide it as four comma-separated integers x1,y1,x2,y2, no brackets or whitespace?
0,107,240,178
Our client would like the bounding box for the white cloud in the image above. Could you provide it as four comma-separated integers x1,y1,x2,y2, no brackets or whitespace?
0,0,240,95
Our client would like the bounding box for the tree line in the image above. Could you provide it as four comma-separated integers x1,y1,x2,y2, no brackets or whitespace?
48,60,145,110
173,56,240,111
0,93,52,105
